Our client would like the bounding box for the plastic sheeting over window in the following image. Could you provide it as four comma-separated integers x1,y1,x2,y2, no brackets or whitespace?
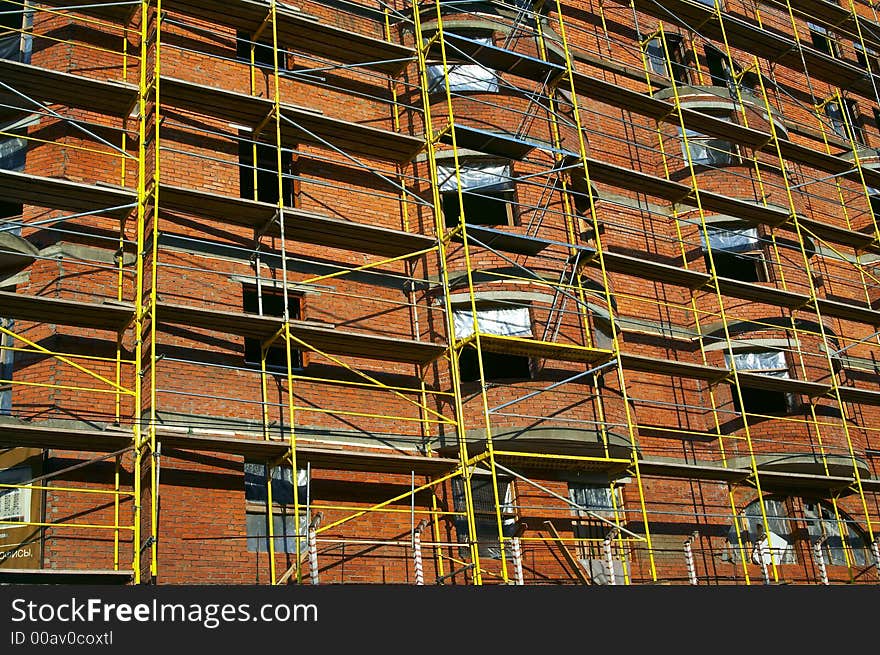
727,498,796,564
244,463,309,553
0,33,19,61
803,502,868,566
681,127,736,166
0,318,12,415
427,37,498,93
725,349,789,377
436,161,512,193
701,225,759,252
244,462,307,506
569,484,617,518
0,135,26,172
452,305,532,339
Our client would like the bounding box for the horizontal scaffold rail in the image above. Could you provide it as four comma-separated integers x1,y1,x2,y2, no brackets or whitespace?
160,77,423,162
0,170,432,258
0,61,421,162
637,458,880,492
473,334,613,363
0,58,137,117
163,0,414,74
155,301,447,365
160,185,436,258
0,290,133,331
760,0,880,50
6,59,879,248
623,0,880,99
35,0,415,74
431,29,880,192
0,420,459,474
0,169,134,217
584,251,880,325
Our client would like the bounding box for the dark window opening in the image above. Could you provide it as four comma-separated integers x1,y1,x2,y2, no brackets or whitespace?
235,30,287,69
855,43,880,72
442,192,513,228
438,160,515,228
646,35,689,84
0,318,13,416
458,347,530,382
870,192,880,221
732,386,791,415
708,250,766,282
0,201,21,219
809,23,839,58
239,140,293,206
242,287,303,371
705,46,733,86
0,2,22,30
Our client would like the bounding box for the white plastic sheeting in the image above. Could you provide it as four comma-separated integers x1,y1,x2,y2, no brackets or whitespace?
727,498,796,564
569,483,616,518
725,349,789,377
244,464,309,554
452,305,532,339
681,127,736,166
701,225,759,252
803,502,868,566
427,37,498,93
436,161,512,193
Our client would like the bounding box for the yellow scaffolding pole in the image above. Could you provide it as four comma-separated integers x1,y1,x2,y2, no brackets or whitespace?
412,1,484,584
637,21,753,583
554,0,658,582
654,21,784,583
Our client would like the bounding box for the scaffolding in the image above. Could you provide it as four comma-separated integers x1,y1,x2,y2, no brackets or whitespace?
0,0,878,585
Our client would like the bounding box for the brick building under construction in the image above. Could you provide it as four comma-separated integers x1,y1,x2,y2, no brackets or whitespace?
1,0,880,586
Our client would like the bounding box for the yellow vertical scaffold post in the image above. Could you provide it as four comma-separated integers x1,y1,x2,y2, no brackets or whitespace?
637,21,754,583
411,0,487,584
552,0,658,582
650,19,785,583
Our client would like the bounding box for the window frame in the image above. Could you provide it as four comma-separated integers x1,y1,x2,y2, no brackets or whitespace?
680,128,739,167
726,348,796,416
645,33,690,85
727,497,797,565
808,22,840,58
854,41,880,72
452,302,534,382
451,474,517,560
802,500,870,567
825,98,864,144
238,138,295,207
235,29,290,71
244,463,309,554
0,465,31,524
703,44,736,87
702,224,769,283
437,159,516,228
426,30,499,95
241,285,305,372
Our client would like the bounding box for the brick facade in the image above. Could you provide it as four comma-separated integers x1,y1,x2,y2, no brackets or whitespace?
0,0,879,586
